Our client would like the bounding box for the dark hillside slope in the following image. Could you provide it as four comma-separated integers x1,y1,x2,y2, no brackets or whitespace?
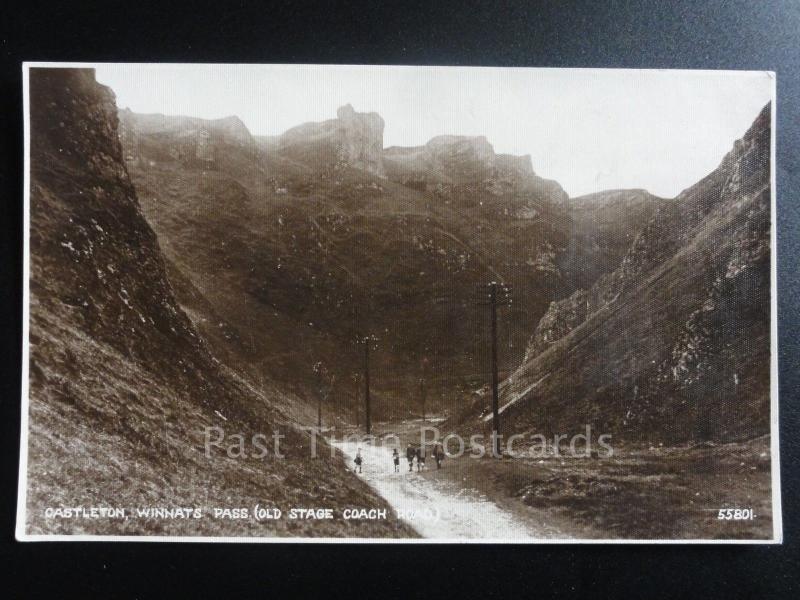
24,68,412,537
559,189,664,290
119,107,577,418
454,104,772,444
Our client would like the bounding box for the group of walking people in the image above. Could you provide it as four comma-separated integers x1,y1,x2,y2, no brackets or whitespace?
354,443,446,474
393,443,445,472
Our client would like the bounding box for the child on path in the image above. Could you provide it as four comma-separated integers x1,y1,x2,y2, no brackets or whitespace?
354,448,363,473
434,443,444,469
406,444,415,472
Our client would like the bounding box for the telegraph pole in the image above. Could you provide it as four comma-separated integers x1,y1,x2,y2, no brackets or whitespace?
419,377,427,422
478,281,511,458
353,373,360,427
490,283,499,456
313,361,324,429
364,341,371,435
317,376,323,429
419,356,428,421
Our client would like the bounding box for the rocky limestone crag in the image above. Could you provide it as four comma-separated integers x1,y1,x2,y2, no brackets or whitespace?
335,103,385,174
424,135,496,180
385,135,499,185
495,153,534,177
118,109,256,167
384,135,568,204
276,103,385,175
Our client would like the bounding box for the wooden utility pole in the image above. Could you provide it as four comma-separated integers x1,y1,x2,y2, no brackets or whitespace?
478,281,511,458
313,361,324,429
419,377,427,422
364,341,371,435
317,377,323,429
353,374,360,427
419,356,429,421
489,283,500,457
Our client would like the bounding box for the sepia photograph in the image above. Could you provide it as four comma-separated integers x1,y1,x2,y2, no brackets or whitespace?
17,63,779,542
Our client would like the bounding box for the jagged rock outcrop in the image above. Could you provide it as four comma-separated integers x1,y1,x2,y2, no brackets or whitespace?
118,109,256,168
496,153,534,177
334,103,385,174
276,104,385,175
384,135,569,207
424,135,496,180
383,135,494,181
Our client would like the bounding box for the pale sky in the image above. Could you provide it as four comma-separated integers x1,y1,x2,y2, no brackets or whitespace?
94,64,773,198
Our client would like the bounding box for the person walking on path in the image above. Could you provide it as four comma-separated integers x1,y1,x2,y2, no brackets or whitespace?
415,446,426,472
406,444,415,472
433,443,444,469
354,448,363,474
392,448,400,472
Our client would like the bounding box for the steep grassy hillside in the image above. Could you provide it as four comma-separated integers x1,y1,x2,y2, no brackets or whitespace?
453,105,772,444
24,68,413,537
559,189,664,290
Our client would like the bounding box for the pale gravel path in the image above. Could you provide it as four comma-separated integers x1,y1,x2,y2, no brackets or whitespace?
332,438,562,540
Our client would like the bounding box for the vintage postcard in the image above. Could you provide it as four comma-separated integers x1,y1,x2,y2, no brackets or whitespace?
17,63,780,542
